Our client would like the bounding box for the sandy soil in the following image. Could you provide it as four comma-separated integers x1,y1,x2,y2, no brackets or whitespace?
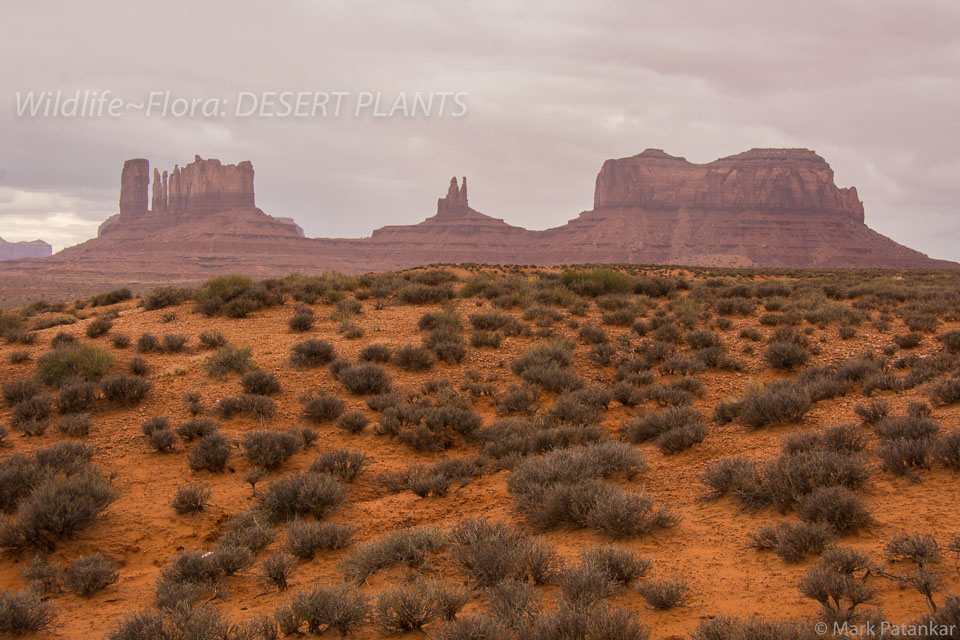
1,274,958,639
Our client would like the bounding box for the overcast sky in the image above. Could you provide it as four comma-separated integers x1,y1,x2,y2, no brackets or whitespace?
1,0,958,259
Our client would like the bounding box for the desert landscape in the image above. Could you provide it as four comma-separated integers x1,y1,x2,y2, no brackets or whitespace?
1,265,959,638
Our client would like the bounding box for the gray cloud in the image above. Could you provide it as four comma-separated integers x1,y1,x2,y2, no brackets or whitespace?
1,0,958,258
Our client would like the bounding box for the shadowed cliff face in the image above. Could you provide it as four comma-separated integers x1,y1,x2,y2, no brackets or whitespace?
593,148,864,223
1,148,953,302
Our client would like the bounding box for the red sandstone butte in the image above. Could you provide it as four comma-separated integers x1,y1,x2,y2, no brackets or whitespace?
0,148,954,303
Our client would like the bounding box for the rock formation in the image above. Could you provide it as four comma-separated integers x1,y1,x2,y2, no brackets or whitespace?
437,176,470,215
102,156,297,238
118,159,149,218
0,237,52,261
2,147,955,304
593,149,864,223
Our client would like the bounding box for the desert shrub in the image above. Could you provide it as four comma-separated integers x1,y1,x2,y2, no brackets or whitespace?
764,341,810,370
261,552,295,591
7,350,30,364
203,344,252,377
0,589,55,634
637,577,687,609
343,526,447,582
797,486,872,534
935,431,960,469
838,326,857,340
218,510,275,554
398,283,455,304
820,424,869,454
366,392,399,412
159,334,187,353
310,450,369,482
240,370,281,396
193,275,283,317
336,411,370,433
579,325,609,345
581,546,651,588
278,583,369,635
894,332,923,349
198,330,226,349
854,399,889,425
146,426,177,453
136,333,160,353
56,413,92,437
211,543,253,576
241,430,302,470
360,343,392,363
874,415,940,441
172,483,211,514
449,518,559,587
290,338,336,368
762,449,870,511
623,407,706,454
799,548,876,624
49,332,78,349
936,329,960,353
930,378,960,406
885,533,940,567
100,375,152,406
418,309,461,332
877,438,931,475
424,328,466,364
63,553,119,597
186,433,231,472
142,285,191,311
749,521,835,562
287,520,357,559
34,442,94,474
558,563,618,606
496,384,540,416
700,456,762,501
128,356,149,376
691,617,814,640
654,421,708,454
175,417,218,441
475,419,603,462
35,344,114,386
85,316,113,338
470,330,502,349
302,394,345,422
0,454,42,513
739,328,763,341
56,379,97,414
602,309,636,327
3,379,40,405
8,470,117,551
735,382,812,429
334,361,392,395
11,395,52,434
216,393,277,420
395,344,436,371
288,304,315,332
258,472,347,523
436,615,508,640
904,312,939,333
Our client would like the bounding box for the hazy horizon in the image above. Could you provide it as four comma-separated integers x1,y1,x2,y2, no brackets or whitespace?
2,0,958,259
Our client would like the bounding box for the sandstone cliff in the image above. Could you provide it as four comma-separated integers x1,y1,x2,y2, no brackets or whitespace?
0,237,52,261
101,156,301,239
